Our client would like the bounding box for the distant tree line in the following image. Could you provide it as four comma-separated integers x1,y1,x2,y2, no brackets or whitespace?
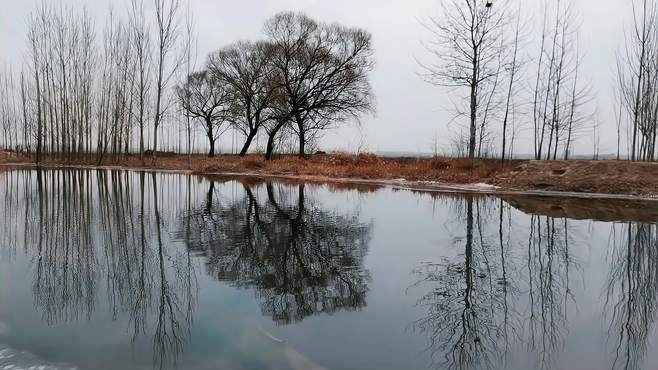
0,1,375,162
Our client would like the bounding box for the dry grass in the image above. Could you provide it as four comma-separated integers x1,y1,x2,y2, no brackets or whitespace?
7,152,657,197
0,151,515,185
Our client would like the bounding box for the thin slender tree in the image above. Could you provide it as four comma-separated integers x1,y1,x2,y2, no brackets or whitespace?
420,0,509,159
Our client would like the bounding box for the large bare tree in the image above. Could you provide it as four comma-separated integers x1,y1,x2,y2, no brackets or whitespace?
263,12,375,159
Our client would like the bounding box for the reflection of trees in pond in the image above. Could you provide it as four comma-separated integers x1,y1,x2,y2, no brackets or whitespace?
179,181,372,325
412,196,576,370
0,170,373,367
0,169,198,369
605,223,658,370
412,197,519,370
33,169,98,324
524,214,576,370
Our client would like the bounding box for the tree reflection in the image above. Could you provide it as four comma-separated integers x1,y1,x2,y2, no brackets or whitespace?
0,170,374,367
1,169,198,369
524,214,575,370
412,196,576,370
179,181,372,325
412,197,515,370
605,223,658,370
33,169,98,324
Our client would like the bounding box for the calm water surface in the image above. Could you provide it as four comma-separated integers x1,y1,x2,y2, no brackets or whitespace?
0,169,657,370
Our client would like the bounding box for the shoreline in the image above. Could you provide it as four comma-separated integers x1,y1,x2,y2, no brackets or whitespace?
2,158,658,203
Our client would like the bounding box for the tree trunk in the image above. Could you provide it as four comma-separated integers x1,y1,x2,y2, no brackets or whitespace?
266,133,276,160
296,114,306,158
153,121,159,159
35,61,43,165
239,131,257,156
298,132,305,158
469,81,477,159
206,118,215,157
208,137,216,157
265,121,286,160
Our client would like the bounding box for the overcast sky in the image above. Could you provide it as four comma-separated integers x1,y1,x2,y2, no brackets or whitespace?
0,0,631,155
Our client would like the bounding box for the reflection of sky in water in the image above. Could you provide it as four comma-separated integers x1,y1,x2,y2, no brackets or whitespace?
0,169,656,370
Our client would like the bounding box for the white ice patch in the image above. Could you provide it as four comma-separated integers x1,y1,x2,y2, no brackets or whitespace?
471,183,498,190
0,345,76,370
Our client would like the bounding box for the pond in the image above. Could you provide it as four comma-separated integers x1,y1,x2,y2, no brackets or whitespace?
0,168,657,370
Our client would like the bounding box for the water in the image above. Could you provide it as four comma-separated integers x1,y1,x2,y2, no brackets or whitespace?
0,168,657,370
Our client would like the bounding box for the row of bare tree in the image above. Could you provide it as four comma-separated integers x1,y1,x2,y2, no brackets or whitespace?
0,1,375,162
7,0,658,161
615,0,658,161
176,12,375,158
421,0,594,160
5,0,187,164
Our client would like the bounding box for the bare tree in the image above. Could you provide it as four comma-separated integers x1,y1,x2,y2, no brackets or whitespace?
0,66,24,153
96,11,137,163
207,41,276,156
129,0,152,161
420,0,509,159
26,7,46,164
532,0,592,160
263,12,375,159
617,0,658,161
501,6,523,163
152,0,181,158
176,71,230,157
178,0,196,163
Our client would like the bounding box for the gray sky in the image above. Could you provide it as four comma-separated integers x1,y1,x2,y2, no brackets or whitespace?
0,0,630,155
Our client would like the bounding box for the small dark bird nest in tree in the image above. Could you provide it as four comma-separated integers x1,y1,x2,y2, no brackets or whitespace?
485,1,493,7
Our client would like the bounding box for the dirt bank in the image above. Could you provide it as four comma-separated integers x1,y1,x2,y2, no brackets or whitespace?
492,160,658,196
1,153,658,199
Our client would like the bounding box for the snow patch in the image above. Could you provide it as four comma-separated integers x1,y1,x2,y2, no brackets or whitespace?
471,183,498,190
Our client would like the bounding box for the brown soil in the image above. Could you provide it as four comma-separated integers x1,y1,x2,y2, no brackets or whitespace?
492,160,658,196
1,152,658,198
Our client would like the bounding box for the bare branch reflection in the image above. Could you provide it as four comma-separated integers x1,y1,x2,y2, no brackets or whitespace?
1,169,199,369
0,169,373,368
411,196,577,370
605,223,658,370
178,180,372,325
